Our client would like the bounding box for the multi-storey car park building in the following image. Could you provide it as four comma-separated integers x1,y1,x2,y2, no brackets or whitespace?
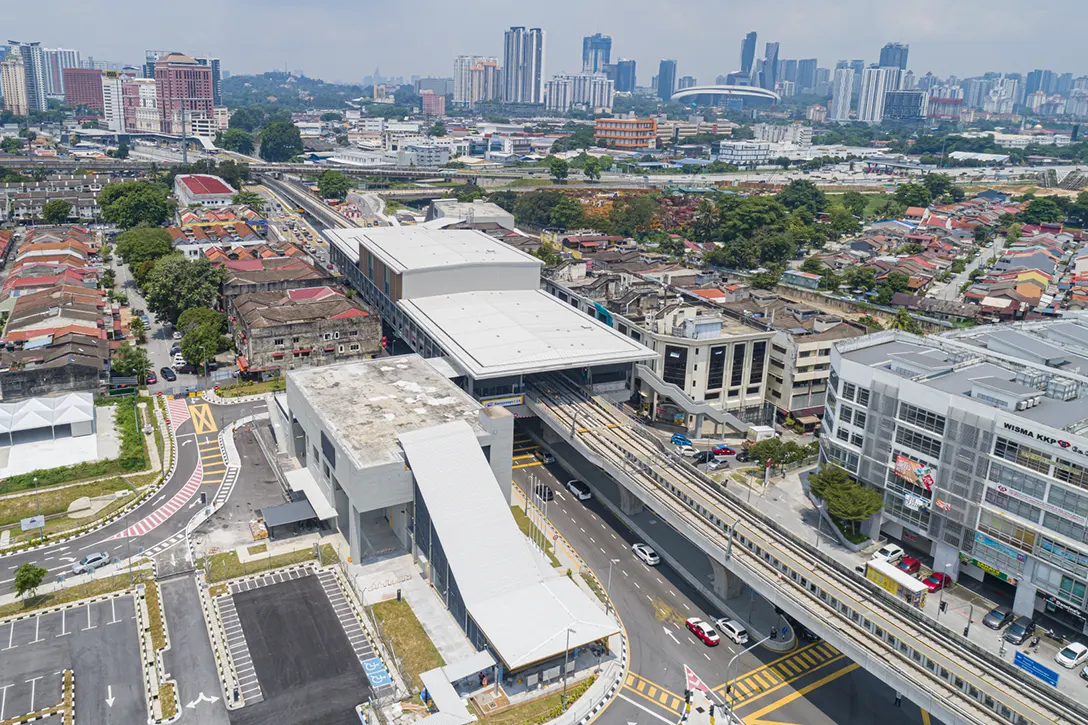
825,320,1088,633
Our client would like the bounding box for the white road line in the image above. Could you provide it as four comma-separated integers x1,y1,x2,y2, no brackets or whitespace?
82,603,95,631
30,615,41,644
657,577,663,584
646,595,653,603
589,537,595,543
26,676,40,712
683,603,691,610
621,570,628,577
0,682,10,720
611,534,617,539
57,610,68,637
669,590,676,597
704,653,712,661
688,637,697,646
617,694,675,725
633,582,640,589
600,548,606,554
4,623,14,650
580,528,586,533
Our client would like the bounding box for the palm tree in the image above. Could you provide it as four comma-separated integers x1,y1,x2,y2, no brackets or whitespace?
889,308,921,334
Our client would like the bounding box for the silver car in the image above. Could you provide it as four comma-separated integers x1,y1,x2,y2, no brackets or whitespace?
72,552,110,574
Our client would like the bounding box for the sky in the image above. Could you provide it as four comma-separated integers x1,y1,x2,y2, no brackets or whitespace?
5,0,1085,86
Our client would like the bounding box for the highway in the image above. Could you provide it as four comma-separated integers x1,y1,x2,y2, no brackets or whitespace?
511,430,935,725
525,372,1084,725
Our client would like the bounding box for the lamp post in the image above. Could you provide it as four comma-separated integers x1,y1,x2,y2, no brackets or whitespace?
815,502,826,549
561,627,575,707
937,563,950,621
726,634,772,716
33,476,41,542
605,558,620,615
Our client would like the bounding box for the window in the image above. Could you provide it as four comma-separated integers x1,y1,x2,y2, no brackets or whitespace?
731,343,746,387
1053,458,1088,491
984,487,1041,523
323,332,335,341
770,358,784,370
773,344,788,355
842,382,856,401
856,387,870,407
837,427,849,442
750,341,766,384
663,345,688,387
799,349,813,358
746,385,760,395
898,402,945,434
977,511,1036,553
1048,486,1088,519
292,336,301,344
994,437,1052,475
895,427,942,459
854,411,867,429
273,338,284,347
707,346,726,390
1043,512,1086,541
839,406,853,426
987,463,1049,500
851,432,864,447
349,330,359,337
338,345,345,353
350,343,361,352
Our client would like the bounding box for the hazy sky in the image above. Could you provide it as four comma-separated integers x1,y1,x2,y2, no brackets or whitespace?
6,0,1085,85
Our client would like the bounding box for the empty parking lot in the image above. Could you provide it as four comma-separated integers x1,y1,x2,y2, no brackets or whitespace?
225,572,371,725
0,596,145,725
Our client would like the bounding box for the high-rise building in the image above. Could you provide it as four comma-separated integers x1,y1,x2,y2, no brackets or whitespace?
761,42,780,90
154,52,214,135
6,41,47,114
546,73,614,113
581,33,611,74
63,68,104,111
468,59,501,107
503,27,545,104
42,48,80,95
882,90,929,122
1025,69,1046,96
1056,72,1074,97
965,78,992,110
143,50,168,80
740,31,757,76
123,78,158,133
453,55,482,106
797,59,817,93
0,54,28,116
615,59,636,93
657,59,677,101
194,56,222,106
849,59,865,100
901,70,917,91
678,76,697,90
545,77,572,113
420,90,445,117
783,59,798,84
829,67,854,121
101,70,125,132
857,66,893,124
879,42,909,71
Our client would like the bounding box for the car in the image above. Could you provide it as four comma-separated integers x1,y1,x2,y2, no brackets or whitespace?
566,480,592,501
714,618,749,644
1004,616,1036,645
1055,642,1088,669
735,450,751,463
982,606,1014,630
692,451,714,464
708,458,729,471
72,552,110,574
177,363,197,375
632,543,660,566
872,544,905,565
711,445,736,456
159,367,177,382
923,572,952,592
686,618,720,646
671,433,692,447
533,484,554,502
172,352,186,366
896,556,921,575
537,450,555,464
146,372,157,385
172,331,182,340
675,444,699,458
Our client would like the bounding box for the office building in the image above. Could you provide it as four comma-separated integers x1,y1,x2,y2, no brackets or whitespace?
879,43,909,71
582,33,611,74
615,59,636,93
594,117,657,149
154,52,214,135
752,122,812,145
797,59,818,93
546,73,614,112
468,59,501,107
42,48,80,95
783,59,798,84
122,78,158,133
143,50,168,79
6,41,47,114
101,71,124,132
825,323,1088,630
829,67,854,121
679,75,697,90
503,27,545,104
1056,72,1074,97
857,66,894,124
716,141,771,166
420,89,445,117
657,59,677,101
848,59,865,100
965,79,992,110
882,90,929,122
761,42,780,91
62,68,103,112
0,55,28,116
193,56,222,106
740,31,757,76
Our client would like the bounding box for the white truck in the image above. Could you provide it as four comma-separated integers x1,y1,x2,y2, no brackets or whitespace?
746,425,778,444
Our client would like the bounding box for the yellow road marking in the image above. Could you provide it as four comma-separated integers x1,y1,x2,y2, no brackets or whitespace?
513,461,543,469
752,672,773,689
646,686,657,698
741,663,859,725
729,655,846,710
714,641,827,693
621,685,683,714
658,690,669,704
512,453,537,461
190,403,217,435
626,674,635,687
637,680,646,693
921,711,930,725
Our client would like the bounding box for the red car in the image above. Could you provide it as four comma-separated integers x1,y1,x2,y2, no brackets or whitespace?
685,618,720,646
711,445,736,456
897,556,921,575
146,372,157,385
923,572,952,592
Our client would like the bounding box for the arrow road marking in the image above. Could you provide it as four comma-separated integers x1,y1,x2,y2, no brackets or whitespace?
153,495,167,504
59,557,76,563
105,684,114,707
181,439,192,447
186,692,220,708
663,626,680,645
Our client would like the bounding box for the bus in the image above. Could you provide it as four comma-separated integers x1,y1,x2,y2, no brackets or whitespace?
865,559,928,609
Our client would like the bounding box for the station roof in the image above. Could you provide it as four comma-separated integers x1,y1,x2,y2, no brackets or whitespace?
325,226,539,275
398,289,656,380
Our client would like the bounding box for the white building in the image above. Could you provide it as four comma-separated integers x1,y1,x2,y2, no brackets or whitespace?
398,143,450,167
716,141,772,166
101,71,124,132
857,66,895,124
42,47,80,95
752,122,812,146
545,77,573,113
173,174,236,207
829,67,854,121
503,26,545,104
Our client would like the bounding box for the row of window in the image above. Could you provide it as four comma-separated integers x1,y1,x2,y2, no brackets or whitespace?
897,402,946,435
895,426,943,460
836,426,864,448
995,436,1088,492
273,330,360,347
838,404,867,430
840,381,870,407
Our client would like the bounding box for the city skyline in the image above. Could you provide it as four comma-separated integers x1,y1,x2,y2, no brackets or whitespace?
3,0,1085,88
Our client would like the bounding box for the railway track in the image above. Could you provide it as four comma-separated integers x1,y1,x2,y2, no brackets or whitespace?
527,372,1080,725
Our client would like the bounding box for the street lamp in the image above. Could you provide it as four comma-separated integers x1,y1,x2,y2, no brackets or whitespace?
605,558,620,615
937,563,950,621
561,627,576,707
815,502,826,549
33,476,41,542
726,634,773,716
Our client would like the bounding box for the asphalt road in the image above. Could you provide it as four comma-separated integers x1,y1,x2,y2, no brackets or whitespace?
929,235,1006,302
160,576,230,725
513,428,939,725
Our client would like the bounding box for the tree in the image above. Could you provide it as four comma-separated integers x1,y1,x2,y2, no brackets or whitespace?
1006,222,1023,243
825,479,884,536
1,137,23,153
548,196,585,229
750,266,783,290
582,156,602,181
180,321,222,369
607,195,659,237
1020,197,1062,225
320,111,343,122
178,307,226,335
99,181,175,228
889,307,922,333
115,227,174,267
973,225,993,244
547,156,569,183
112,343,152,383
231,190,265,211
731,126,755,140
259,120,303,162
219,128,255,155
922,172,955,200
229,105,267,132
426,121,446,137
842,190,868,218
893,183,932,208
129,316,146,344
532,244,562,266
777,180,827,217
1068,192,1088,229
41,199,72,224
489,190,517,213
114,142,129,159
775,156,792,169
549,124,596,152
13,563,47,601
800,256,826,274
317,169,353,201
858,315,884,330
827,204,861,238
807,464,851,501
143,256,225,325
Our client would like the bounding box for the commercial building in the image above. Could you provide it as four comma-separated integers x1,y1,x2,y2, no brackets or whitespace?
154,52,214,135
503,27,545,105
420,90,445,117
678,75,697,90
825,323,1088,633
740,31,757,77
193,56,222,106
797,59,818,94
452,55,479,107
62,68,103,111
582,33,611,74
0,55,29,117
173,174,236,208
715,141,771,166
857,66,894,124
594,117,657,149
122,78,158,133
6,42,46,114
657,59,677,101
101,71,124,132
883,90,930,122
42,48,80,96
752,122,812,146
1,174,106,222
761,42,780,91
829,67,854,121
398,143,450,167
879,43,909,71
615,59,637,93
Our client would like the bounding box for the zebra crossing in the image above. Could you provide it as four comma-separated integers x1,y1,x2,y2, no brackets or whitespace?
228,566,310,596
217,595,264,705
106,458,203,539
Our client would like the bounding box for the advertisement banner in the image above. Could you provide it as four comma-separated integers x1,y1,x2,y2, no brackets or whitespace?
959,554,1019,586
895,455,934,491
904,494,930,511
974,532,1027,563
481,395,525,408
989,484,1088,526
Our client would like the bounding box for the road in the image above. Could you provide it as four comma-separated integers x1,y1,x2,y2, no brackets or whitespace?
511,427,937,725
160,577,231,724
929,235,1005,302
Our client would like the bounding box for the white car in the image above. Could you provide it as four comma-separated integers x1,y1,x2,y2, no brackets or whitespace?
871,544,905,565
1055,642,1088,669
675,445,698,458
72,552,110,575
714,618,749,645
565,480,592,501
172,331,183,340
708,458,728,471
632,543,660,566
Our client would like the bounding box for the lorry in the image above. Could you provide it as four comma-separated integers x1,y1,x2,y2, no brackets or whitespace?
745,425,778,444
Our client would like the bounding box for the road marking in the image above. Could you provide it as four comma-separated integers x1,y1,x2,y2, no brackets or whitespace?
109,598,120,625
669,590,676,597
26,676,41,712
704,653,711,661
590,537,595,543
683,602,690,610
3,622,14,650
58,610,68,637
621,570,628,577
0,683,11,720
83,602,95,630
618,692,679,724
190,402,217,435
922,711,931,725
611,533,617,539
633,582,640,589
740,663,859,725
30,614,42,644
646,595,653,602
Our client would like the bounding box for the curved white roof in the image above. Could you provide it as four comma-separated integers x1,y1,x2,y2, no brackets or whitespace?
0,392,93,434
671,85,781,103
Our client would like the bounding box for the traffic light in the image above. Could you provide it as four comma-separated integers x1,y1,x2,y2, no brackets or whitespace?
770,628,777,640
939,601,948,613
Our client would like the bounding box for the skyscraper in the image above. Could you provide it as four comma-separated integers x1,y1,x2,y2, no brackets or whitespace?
740,31,757,76
581,33,611,74
43,48,80,95
761,42,780,91
615,59,637,93
154,52,214,135
468,59,501,107
143,50,168,79
453,55,481,106
194,56,222,106
6,41,47,113
857,66,894,124
879,43,909,71
0,54,28,116
849,59,866,100
657,59,677,101
101,70,125,132
829,67,854,121
678,76,697,90
503,27,545,104
63,68,104,111
797,59,817,93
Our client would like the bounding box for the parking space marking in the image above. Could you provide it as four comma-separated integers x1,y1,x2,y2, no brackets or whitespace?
30,615,42,644
216,594,264,704
25,676,41,712
4,622,14,650
82,602,96,631
0,682,11,719
57,610,68,637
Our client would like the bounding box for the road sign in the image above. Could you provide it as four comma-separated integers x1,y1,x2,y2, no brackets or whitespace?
1014,651,1059,687
362,657,392,687
20,515,45,531
553,534,558,541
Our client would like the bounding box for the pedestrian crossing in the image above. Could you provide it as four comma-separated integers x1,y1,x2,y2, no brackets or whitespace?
513,434,543,470
715,641,843,705
228,566,310,596
217,595,264,704
166,398,190,427
623,672,687,714
107,457,204,539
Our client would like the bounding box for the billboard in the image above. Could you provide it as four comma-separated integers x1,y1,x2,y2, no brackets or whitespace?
894,454,934,491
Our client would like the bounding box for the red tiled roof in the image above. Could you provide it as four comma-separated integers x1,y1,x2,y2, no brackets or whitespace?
329,308,370,320
286,286,339,301
179,174,233,196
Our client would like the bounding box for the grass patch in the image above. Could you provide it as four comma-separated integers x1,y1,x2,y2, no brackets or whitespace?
247,543,267,555
371,598,444,691
62,670,73,725
215,378,285,398
0,477,136,527
473,674,596,725
580,572,607,604
825,191,890,217
831,518,869,545
159,682,177,720
0,568,153,619
511,506,561,567
144,579,166,651
204,543,336,583
153,424,164,465
208,583,228,597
